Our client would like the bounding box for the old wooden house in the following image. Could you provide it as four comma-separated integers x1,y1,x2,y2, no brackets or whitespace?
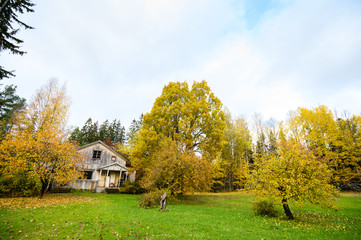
70,140,135,192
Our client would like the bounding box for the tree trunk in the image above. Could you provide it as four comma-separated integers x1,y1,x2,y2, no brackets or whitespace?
47,179,53,192
40,179,48,198
160,192,167,211
282,198,294,220
228,175,232,192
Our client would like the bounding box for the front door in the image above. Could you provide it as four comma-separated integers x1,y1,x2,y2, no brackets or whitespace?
99,171,106,187
114,172,120,187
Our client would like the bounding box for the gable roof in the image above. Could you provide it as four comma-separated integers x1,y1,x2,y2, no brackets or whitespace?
78,140,131,166
96,162,128,171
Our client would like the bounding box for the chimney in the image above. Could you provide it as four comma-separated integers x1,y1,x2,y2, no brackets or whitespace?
72,139,77,146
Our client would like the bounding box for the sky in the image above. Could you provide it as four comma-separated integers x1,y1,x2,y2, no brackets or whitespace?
1,0,361,129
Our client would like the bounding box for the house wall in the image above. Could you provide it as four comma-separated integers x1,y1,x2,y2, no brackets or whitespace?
78,143,127,172
57,142,135,193
70,179,98,190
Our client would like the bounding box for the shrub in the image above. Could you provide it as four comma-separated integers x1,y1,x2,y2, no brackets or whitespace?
0,171,40,197
139,189,166,209
119,181,146,194
105,188,120,194
253,199,278,217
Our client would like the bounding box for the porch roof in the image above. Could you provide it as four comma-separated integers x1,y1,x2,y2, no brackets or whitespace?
96,162,128,172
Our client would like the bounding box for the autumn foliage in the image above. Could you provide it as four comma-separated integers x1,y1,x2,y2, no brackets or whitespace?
130,81,225,194
141,139,213,196
283,105,361,188
252,140,339,219
0,80,83,197
215,110,252,191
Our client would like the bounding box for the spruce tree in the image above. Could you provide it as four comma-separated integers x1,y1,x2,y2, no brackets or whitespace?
0,0,34,79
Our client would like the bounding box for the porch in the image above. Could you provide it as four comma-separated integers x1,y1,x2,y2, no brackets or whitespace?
96,163,128,189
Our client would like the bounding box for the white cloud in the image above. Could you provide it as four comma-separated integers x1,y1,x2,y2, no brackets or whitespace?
1,0,361,129
182,0,361,122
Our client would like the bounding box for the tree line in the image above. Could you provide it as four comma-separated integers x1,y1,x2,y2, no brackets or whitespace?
124,81,360,219
70,118,126,146
1,79,360,219
69,113,143,147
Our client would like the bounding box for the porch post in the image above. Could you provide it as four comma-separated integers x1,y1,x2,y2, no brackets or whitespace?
106,169,110,187
118,170,122,187
99,169,102,187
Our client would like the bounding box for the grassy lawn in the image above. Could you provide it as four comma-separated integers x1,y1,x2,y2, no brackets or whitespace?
0,192,360,239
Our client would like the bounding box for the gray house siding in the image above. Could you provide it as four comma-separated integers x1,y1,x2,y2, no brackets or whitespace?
68,141,135,192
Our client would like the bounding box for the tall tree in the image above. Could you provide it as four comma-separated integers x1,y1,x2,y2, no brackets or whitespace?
216,110,252,191
0,85,25,139
334,114,361,189
0,0,35,79
284,105,361,188
80,118,94,145
0,80,83,197
253,113,267,161
109,119,125,144
130,81,226,186
127,113,143,142
99,119,110,141
69,126,82,144
252,114,279,163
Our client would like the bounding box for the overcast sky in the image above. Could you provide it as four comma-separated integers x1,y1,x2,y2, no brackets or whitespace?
1,0,361,129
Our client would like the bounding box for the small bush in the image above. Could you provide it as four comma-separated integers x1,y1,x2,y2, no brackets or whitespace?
119,181,146,194
105,188,120,194
139,189,166,209
253,199,278,217
0,172,40,197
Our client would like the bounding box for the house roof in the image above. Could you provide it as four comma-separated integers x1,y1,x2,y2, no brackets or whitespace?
78,140,131,166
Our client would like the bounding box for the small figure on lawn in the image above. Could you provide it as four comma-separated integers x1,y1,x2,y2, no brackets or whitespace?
159,192,168,212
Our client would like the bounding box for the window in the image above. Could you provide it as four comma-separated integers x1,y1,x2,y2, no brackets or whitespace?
111,156,116,161
84,171,93,180
92,150,101,160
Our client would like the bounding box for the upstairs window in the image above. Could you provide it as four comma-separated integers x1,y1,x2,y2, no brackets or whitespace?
111,156,116,161
92,150,101,160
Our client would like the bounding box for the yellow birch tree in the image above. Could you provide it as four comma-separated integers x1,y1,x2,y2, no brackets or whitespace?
0,80,83,197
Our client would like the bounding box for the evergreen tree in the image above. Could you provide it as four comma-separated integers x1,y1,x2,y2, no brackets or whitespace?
70,118,125,146
127,113,143,142
0,0,35,79
80,118,93,145
0,85,25,139
99,119,109,141
89,120,99,143
69,126,81,144
109,119,125,144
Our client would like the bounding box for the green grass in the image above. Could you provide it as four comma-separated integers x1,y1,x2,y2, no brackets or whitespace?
0,191,360,239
